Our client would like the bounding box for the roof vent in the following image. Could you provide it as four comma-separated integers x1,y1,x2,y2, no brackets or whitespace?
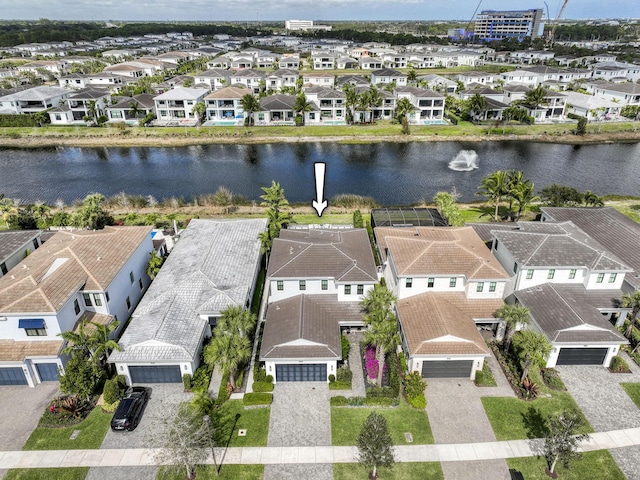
97,256,102,261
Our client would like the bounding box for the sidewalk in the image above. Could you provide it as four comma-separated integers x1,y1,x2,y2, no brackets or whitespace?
2,427,640,469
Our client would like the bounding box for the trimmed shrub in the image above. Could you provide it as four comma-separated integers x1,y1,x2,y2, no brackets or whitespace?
366,386,396,398
252,381,274,393
0,114,39,127
330,396,348,406
399,351,407,373
182,373,192,391
217,370,230,405
103,377,124,404
328,374,336,382
336,367,352,383
329,381,352,390
265,374,273,383
352,210,364,228
101,400,119,413
387,352,401,397
610,355,631,373
191,365,213,393
341,334,351,361
253,365,267,382
541,368,566,391
330,396,397,407
403,372,427,409
243,392,272,406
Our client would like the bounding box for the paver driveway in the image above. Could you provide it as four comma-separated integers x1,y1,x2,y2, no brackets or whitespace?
558,354,640,480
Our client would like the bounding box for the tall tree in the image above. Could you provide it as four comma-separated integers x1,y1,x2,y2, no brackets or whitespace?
542,409,590,477
146,251,164,280
292,92,314,126
524,84,548,112
477,170,509,221
433,191,464,227
356,412,396,480
496,303,531,353
192,101,206,123
367,86,383,122
72,193,113,230
342,83,358,124
217,305,257,339
240,93,260,126
204,328,251,391
258,181,291,256
513,330,552,382
466,93,489,121
361,284,398,387
394,97,414,123
621,290,640,343
59,318,121,364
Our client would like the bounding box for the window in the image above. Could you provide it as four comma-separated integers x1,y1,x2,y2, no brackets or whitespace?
569,269,576,279
105,291,110,302
449,278,457,288
476,282,484,292
54,114,61,121
526,269,534,279
427,277,434,288
93,293,102,306
609,273,617,283
345,285,351,295
277,280,284,291
513,262,518,273
126,296,131,310
25,326,47,336
129,271,134,284
139,278,143,290
596,273,605,283
0,262,7,275
548,269,555,280
299,280,306,291
74,299,80,315
357,285,364,295
321,280,328,291
489,282,497,292
83,293,92,306
494,239,499,250
406,278,413,288
32,238,39,250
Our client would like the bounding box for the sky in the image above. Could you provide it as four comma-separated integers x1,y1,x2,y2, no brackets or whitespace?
0,0,638,22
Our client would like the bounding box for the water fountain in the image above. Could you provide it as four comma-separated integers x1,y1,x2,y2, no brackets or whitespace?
448,150,479,171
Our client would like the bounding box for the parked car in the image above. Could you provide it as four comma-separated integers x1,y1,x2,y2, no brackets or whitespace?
110,386,150,431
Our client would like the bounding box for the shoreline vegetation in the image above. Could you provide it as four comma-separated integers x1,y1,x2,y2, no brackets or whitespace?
1,121,640,148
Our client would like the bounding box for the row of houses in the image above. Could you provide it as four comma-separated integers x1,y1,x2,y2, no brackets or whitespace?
2,206,637,387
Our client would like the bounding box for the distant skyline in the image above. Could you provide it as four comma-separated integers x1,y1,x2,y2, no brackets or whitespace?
0,0,638,22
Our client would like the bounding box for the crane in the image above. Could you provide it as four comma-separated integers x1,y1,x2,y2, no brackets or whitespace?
547,0,569,45
465,0,483,42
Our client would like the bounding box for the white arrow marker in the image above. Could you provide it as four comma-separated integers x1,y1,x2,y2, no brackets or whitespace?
312,162,328,217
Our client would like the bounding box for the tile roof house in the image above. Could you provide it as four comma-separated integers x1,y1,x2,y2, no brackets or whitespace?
375,226,509,379
472,219,631,368
0,86,69,114
303,86,346,125
0,230,43,279
395,86,446,125
203,86,248,126
153,87,208,126
0,226,153,386
110,219,266,385
260,228,377,383
106,93,156,125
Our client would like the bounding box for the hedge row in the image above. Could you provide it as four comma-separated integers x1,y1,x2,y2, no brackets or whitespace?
243,392,272,406
252,381,274,393
330,396,398,407
0,114,40,127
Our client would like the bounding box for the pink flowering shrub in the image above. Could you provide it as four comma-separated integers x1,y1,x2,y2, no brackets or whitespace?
365,345,386,379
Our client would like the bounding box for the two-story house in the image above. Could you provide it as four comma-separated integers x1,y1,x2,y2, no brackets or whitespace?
204,86,247,126
230,69,265,94
304,86,346,125
0,227,153,387
0,86,69,114
0,231,43,279
265,69,299,92
370,68,407,88
193,69,231,91
260,228,378,383
395,86,445,125
48,87,111,125
153,87,208,125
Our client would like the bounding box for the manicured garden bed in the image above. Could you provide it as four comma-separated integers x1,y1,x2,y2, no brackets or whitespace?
331,399,434,446
4,468,89,480
23,407,111,450
334,462,443,480
507,451,625,480
621,383,640,409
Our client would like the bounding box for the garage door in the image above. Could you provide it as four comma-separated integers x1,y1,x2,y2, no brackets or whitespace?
556,348,608,366
421,360,473,378
276,364,326,382
0,367,28,386
35,363,59,382
129,365,182,383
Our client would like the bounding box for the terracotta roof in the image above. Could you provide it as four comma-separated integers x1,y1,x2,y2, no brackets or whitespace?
261,294,361,360
73,311,113,335
0,339,62,361
204,86,248,99
375,226,509,279
397,292,498,356
268,229,378,283
0,226,152,314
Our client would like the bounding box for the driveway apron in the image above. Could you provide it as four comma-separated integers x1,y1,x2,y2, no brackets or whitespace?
426,354,514,480
558,353,640,480
264,382,332,480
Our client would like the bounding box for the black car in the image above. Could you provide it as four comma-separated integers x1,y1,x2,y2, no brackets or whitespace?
110,386,150,431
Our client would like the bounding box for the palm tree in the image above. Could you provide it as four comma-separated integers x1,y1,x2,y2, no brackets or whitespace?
621,291,640,343
204,331,251,391
128,100,142,120
259,180,291,256
292,93,314,126
583,191,604,207
407,69,417,84
59,319,94,358
192,101,206,123
59,318,121,363
217,305,257,339
466,93,488,121
394,97,414,123
361,284,398,387
524,84,548,113
367,86,384,122
513,330,552,383
477,170,509,221
496,303,531,353
342,84,358,124
240,94,260,126
88,320,122,362
512,180,540,221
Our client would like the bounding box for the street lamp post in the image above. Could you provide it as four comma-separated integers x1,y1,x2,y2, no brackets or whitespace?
202,415,218,474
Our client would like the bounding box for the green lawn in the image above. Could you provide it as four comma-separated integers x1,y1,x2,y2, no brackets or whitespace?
4,468,89,480
482,391,592,441
475,361,498,387
157,464,264,480
334,462,443,480
292,212,356,225
621,383,640,409
23,408,111,450
507,451,626,480
331,400,434,446
218,400,270,447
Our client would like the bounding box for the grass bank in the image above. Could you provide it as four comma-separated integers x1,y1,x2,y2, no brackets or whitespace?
507,451,625,480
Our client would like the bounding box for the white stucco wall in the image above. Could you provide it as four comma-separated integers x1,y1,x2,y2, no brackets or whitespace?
268,278,373,303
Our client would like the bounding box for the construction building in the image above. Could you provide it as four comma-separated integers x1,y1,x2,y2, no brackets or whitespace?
473,9,544,42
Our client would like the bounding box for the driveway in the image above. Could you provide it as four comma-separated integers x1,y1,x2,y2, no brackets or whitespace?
86,384,192,480
557,353,640,480
264,382,332,480
425,354,514,480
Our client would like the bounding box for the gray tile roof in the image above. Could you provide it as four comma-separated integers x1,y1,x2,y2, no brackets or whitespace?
540,207,640,289
260,294,362,360
0,86,68,101
469,221,568,244
267,228,377,283
491,222,630,271
0,230,40,263
514,283,627,344
259,94,294,111
110,219,266,363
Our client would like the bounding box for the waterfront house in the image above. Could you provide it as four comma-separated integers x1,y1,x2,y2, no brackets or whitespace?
0,231,43,279
0,86,69,114
254,94,296,125
106,93,155,125
153,87,208,126
395,86,445,124
303,86,346,125
48,87,111,125
203,86,247,126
